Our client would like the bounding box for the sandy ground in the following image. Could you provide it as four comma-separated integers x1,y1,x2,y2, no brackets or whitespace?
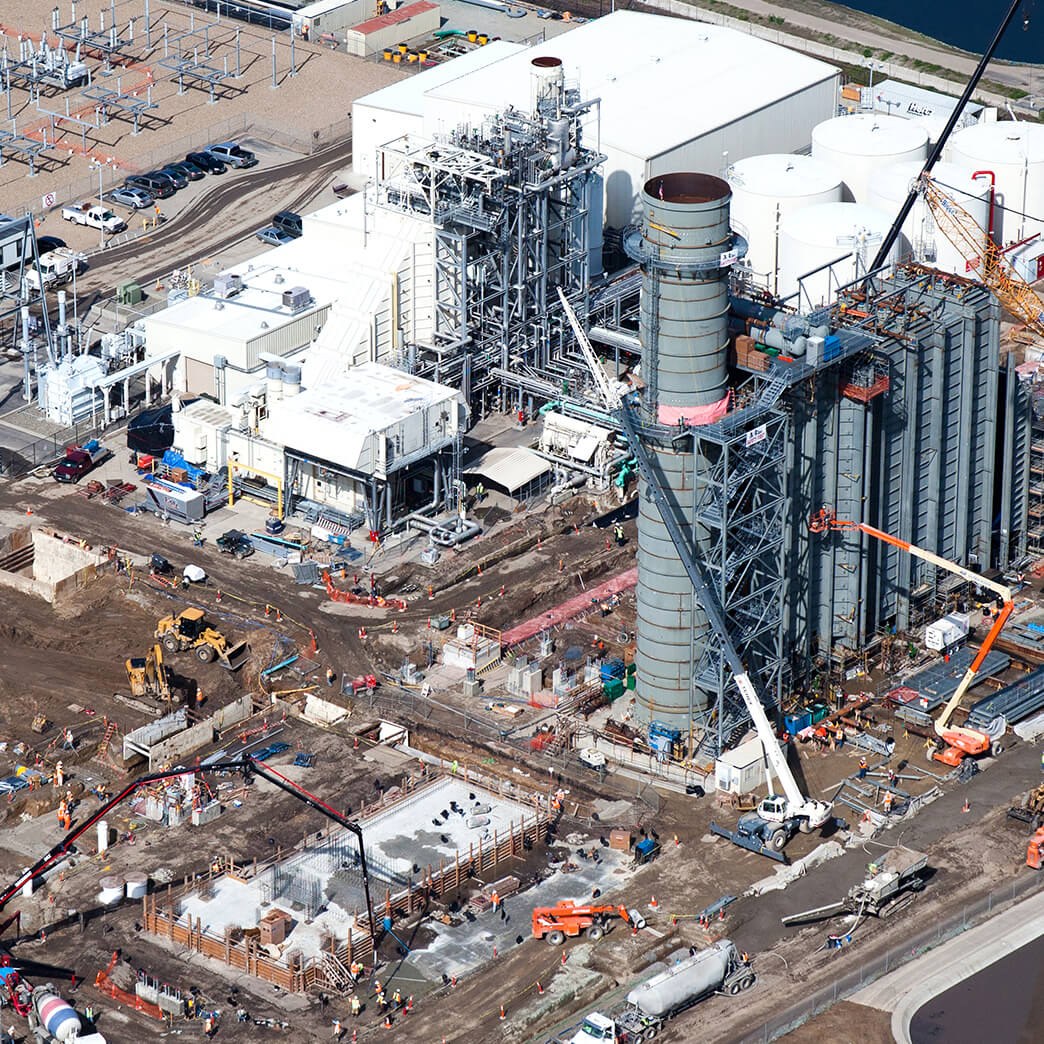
0,1,406,215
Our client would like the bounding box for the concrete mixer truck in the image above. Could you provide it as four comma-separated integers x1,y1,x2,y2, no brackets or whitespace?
26,986,106,1043
565,941,755,1043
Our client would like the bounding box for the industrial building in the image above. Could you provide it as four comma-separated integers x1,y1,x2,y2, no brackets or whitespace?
353,11,841,228
130,9,1041,754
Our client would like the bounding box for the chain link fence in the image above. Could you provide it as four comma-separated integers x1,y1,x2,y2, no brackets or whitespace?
738,871,1044,1043
0,412,109,476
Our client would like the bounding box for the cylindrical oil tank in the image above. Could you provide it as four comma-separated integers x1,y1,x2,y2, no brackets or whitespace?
778,201,904,307
867,160,991,275
727,154,844,292
34,992,81,1042
812,114,928,204
627,940,735,1018
625,173,736,730
950,122,1044,244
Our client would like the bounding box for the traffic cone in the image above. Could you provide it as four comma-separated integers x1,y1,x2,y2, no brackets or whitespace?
561,951,566,965
310,630,318,653
649,896,658,909
407,996,413,1012
451,608,456,622
265,604,271,617
427,618,431,629
353,736,358,750
25,507,31,515
216,590,222,602
499,1005,506,1020
574,523,579,534
961,798,970,813
477,596,482,608
353,1032,357,1043
429,585,434,600
392,620,398,634
477,564,482,575
493,946,497,959
499,584,505,597
384,1014,392,1028
606,537,611,551
451,977,456,988
558,559,563,572
276,608,282,622
719,907,726,921
536,981,543,995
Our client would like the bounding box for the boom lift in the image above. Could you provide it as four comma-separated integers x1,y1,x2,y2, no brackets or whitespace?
558,289,833,859
532,901,646,944
810,509,1013,764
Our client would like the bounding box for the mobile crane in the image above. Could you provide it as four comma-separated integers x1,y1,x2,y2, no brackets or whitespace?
809,509,1013,764
558,289,833,860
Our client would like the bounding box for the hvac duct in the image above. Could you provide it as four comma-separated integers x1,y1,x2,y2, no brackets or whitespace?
626,172,736,730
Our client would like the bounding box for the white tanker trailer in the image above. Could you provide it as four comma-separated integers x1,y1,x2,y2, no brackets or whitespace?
567,940,755,1043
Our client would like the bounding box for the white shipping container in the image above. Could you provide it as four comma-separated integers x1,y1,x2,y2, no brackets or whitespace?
925,618,965,651
714,736,769,795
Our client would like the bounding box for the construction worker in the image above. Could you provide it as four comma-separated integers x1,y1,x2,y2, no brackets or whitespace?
858,757,867,780
887,767,897,787
326,668,336,687
490,890,500,912
349,960,362,981
63,729,75,751
615,523,625,547
392,988,402,1010
187,995,196,1018
57,800,68,830
350,994,361,1017
883,791,893,815
376,988,386,1013
476,482,485,503
332,1016,343,1038
54,761,64,788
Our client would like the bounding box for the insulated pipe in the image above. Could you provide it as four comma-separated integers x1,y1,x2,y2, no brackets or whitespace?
972,170,996,239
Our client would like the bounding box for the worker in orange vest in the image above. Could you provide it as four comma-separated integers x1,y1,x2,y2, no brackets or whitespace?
490,890,500,912
883,791,893,814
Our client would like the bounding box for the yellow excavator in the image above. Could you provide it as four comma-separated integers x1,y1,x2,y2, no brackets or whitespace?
125,644,176,704
155,608,249,671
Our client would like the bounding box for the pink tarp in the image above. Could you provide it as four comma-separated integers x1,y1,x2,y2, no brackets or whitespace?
658,391,730,427
501,567,638,648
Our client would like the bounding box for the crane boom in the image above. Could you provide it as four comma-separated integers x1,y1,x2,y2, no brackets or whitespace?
558,288,828,823
810,509,1014,747
920,175,1044,338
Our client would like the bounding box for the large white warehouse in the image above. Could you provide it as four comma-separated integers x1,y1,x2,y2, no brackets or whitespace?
353,11,840,228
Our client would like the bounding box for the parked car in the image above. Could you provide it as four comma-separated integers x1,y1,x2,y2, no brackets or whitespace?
185,151,226,174
166,160,206,182
272,210,302,239
107,185,153,209
256,225,293,246
36,235,66,255
125,173,174,199
154,167,188,190
205,142,258,169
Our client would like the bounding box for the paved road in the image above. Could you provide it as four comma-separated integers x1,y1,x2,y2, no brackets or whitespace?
75,134,354,300
733,0,1041,92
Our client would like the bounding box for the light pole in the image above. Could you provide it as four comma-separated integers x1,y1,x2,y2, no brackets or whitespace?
90,161,105,250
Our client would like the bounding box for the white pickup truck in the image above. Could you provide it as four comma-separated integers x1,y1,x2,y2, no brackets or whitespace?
61,202,126,233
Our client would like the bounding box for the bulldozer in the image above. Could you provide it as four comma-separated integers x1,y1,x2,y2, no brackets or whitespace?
155,607,249,671
125,643,176,703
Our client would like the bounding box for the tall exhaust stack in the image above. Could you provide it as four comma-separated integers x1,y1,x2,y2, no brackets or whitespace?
627,173,736,731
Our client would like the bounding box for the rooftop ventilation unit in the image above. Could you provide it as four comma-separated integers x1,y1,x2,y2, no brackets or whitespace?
283,287,311,312
214,273,244,298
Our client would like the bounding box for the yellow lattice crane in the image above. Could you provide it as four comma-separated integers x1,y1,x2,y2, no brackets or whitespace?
920,174,1044,339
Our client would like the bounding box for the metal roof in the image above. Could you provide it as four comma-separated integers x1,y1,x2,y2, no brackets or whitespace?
465,446,550,493
424,11,839,161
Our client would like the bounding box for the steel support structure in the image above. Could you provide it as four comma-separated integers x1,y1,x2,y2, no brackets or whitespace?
688,400,788,759
374,86,603,416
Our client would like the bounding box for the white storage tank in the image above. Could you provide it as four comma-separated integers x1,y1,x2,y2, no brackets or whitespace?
868,160,991,276
812,114,928,204
778,201,903,307
950,122,1044,244
727,154,844,291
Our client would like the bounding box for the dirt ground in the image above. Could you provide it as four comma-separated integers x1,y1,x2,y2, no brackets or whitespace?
0,464,1043,1043
0,0,405,215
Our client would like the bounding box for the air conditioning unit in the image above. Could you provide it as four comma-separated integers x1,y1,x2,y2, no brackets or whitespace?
214,273,244,298
282,286,311,312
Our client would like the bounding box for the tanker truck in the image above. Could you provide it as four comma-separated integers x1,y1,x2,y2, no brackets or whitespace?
566,941,755,1043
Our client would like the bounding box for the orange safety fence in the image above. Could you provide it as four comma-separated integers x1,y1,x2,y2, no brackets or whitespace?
94,952,163,1020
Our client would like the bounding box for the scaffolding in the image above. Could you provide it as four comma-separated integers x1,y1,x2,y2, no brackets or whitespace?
374,73,604,417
